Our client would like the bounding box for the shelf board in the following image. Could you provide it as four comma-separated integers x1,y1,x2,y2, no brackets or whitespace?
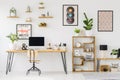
26,20,32,22
84,42,94,44
39,26,46,27
25,11,32,13
73,56,84,58
38,16,53,18
85,60,94,62
97,58,120,60
72,36,95,38
84,51,93,53
73,46,83,48
38,7,45,9
7,16,19,18
73,64,83,66
73,69,95,72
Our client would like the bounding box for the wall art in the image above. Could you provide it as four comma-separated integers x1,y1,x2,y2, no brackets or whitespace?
16,24,32,40
63,4,78,26
98,10,113,32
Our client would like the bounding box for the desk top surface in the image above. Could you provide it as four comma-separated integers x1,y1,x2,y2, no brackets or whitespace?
6,49,67,53
97,58,120,60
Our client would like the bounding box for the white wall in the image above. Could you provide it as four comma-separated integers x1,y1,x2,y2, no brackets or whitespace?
0,0,120,72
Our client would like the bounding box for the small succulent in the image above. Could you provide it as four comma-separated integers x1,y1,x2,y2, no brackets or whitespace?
39,2,44,5
111,49,118,55
6,33,18,43
74,28,80,33
10,7,16,13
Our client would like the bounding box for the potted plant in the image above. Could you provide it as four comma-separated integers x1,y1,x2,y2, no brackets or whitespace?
111,49,118,58
6,33,19,50
83,12,93,36
74,28,80,36
10,7,16,16
39,2,44,8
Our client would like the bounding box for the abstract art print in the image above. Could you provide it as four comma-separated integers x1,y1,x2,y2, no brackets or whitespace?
16,24,32,40
98,10,113,32
63,4,78,26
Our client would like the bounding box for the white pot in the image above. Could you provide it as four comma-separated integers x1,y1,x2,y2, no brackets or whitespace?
10,12,16,16
85,30,92,36
8,41,18,50
74,33,79,36
112,55,117,58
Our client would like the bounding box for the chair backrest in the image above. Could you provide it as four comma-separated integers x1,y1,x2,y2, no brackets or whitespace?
29,49,35,63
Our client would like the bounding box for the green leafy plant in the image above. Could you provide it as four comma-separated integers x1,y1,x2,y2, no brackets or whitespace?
39,2,44,5
111,49,118,55
6,33,18,44
74,28,80,33
10,7,16,13
83,12,93,30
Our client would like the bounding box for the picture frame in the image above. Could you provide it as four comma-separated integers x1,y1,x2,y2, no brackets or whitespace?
63,4,78,26
98,10,113,32
16,24,32,40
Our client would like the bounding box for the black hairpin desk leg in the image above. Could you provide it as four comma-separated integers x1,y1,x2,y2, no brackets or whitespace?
61,52,67,74
6,52,14,74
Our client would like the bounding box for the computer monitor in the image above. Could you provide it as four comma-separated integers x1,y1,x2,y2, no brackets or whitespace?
29,37,44,46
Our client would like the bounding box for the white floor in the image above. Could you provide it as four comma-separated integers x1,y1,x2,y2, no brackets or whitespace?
0,71,85,80
0,71,120,80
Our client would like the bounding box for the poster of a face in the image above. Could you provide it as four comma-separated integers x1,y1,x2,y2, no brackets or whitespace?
16,24,32,40
63,5,78,26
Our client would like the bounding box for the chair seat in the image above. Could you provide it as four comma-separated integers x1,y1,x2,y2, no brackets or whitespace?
29,60,40,63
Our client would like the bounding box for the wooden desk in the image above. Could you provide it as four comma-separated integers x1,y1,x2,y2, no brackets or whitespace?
97,58,120,71
6,49,67,74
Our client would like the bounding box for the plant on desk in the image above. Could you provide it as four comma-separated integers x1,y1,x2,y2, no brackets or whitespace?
111,49,118,58
6,33,19,50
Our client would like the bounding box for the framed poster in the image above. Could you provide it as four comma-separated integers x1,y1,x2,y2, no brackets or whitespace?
98,10,113,32
63,4,78,26
16,24,32,40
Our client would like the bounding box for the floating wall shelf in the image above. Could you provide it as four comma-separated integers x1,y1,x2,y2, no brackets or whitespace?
38,16,53,18
25,11,32,13
7,16,19,18
38,7,45,9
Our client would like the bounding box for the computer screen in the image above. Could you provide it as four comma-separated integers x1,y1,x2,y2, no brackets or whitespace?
29,37,44,46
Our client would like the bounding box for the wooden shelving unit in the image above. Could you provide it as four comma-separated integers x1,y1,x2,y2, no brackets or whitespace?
72,36,96,72
38,16,53,18
7,16,19,18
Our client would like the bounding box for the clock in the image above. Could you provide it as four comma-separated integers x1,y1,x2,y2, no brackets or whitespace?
76,42,82,48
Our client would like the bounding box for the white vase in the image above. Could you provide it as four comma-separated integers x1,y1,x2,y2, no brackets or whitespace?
8,41,18,50
112,55,117,58
74,33,79,36
85,30,92,36
10,12,15,16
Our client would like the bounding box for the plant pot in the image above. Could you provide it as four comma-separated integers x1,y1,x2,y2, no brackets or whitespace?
10,12,16,16
74,33,79,36
8,41,18,50
85,30,92,36
112,55,117,58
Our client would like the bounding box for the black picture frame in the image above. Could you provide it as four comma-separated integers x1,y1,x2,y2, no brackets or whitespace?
16,24,32,40
63,4,78,26
98,10,113,32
